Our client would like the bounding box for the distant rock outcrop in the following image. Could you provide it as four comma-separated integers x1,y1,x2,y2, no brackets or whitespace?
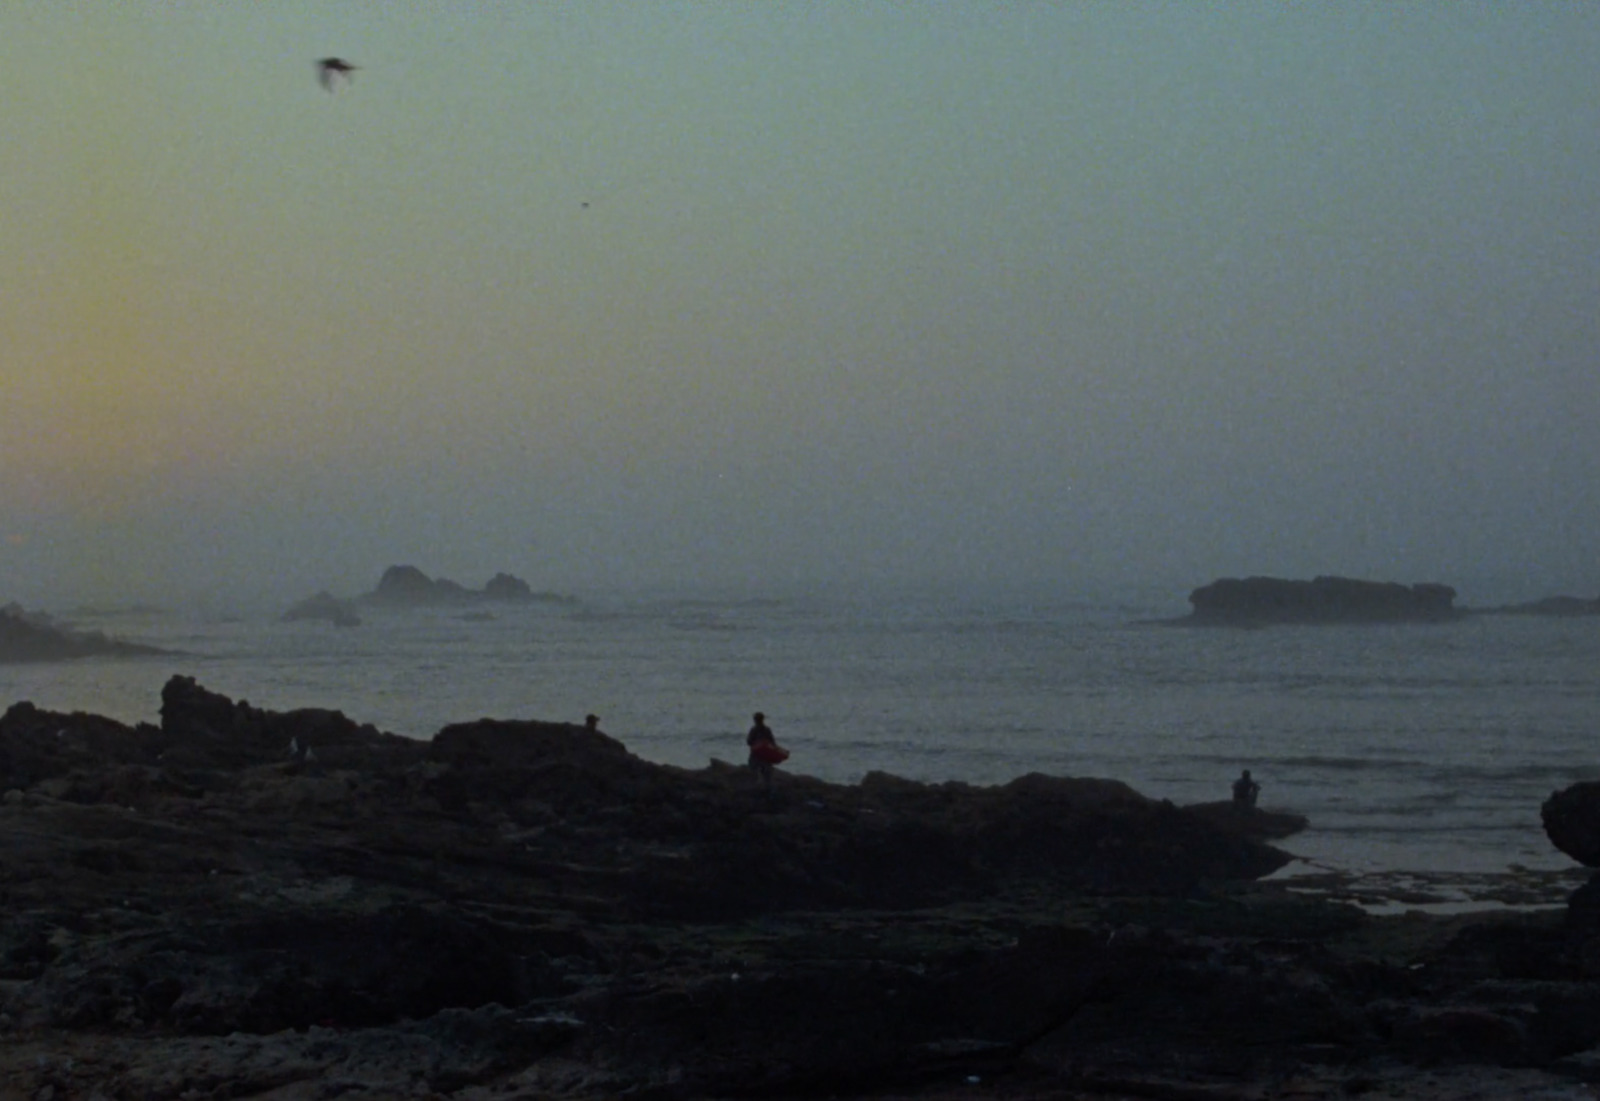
365,565,471,604
1480,595,1600,617
482,572,533,601
0,603,165,663
361,566,572,606
281,591,362,627
1182,576,1460,626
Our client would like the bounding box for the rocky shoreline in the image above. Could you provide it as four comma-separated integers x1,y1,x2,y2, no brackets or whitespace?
1,678,1598,1098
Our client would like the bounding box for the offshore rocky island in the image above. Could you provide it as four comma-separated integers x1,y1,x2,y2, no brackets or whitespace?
1180,576,1463,625
282,566,578,628
1,678,1599,1098
1176,574,1600,626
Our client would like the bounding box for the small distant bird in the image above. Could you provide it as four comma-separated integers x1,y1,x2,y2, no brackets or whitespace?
316,57,359,92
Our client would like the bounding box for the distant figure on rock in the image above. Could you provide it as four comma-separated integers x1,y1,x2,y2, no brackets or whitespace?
585,714,600,733
1232,769,1261,810
746,711,788,788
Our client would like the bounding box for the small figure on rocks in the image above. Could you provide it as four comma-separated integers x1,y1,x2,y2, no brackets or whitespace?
585,714,600,733
746,711,789,788
1232,768,1260,810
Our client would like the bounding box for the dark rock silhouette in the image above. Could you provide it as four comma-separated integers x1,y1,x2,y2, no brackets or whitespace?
1543,782,1600,867
1183,575,1460,626
361,565,572,606
1182,798,1309,839
1,679,1597,1097
367,564,472,603
1540,784,1600,986
0,603,166,663
482,572,533,600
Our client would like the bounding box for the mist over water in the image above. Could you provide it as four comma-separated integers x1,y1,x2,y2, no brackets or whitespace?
7,586,1597,891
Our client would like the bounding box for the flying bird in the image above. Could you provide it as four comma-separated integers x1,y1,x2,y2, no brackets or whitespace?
316,57,359,91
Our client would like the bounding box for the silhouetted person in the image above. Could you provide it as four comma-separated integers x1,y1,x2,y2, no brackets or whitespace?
584,714,600,733
316,57,359,91
746,711,783,789
1232,769,1260,810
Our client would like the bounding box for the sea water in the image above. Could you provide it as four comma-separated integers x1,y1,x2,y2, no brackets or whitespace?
4,587,1597,904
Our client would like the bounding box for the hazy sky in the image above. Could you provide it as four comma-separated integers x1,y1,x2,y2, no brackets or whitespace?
4,3,1598,606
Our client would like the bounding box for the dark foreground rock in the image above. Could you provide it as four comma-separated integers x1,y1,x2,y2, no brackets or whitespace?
0,603,166,663
1183,575,1461,626
0,679,1596,1099
1545,783,1600,868
1180,799,1309,840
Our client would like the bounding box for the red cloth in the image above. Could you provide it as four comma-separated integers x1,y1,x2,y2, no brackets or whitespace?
750,742,790,765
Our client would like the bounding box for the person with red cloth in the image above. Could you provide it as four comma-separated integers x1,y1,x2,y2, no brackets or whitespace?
746,711,788,787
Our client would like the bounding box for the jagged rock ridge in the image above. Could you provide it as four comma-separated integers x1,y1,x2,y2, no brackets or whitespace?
361,565,574,606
